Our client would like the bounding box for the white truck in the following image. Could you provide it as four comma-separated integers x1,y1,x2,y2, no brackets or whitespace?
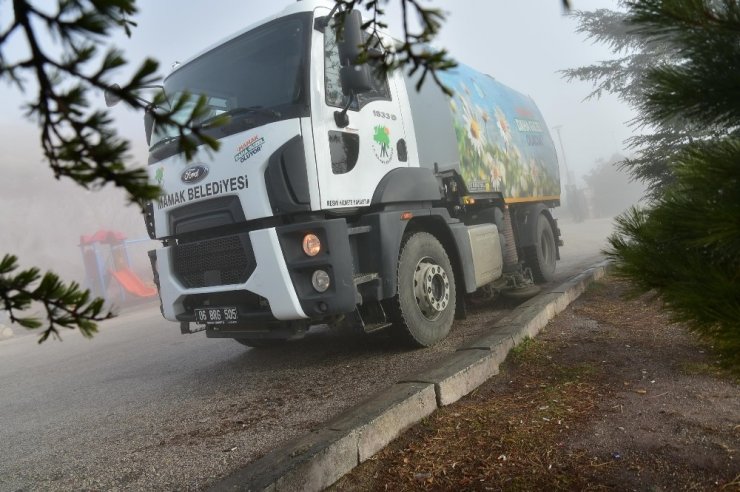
139,0,562,347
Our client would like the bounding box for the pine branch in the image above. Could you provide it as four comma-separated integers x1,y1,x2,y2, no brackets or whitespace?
6,0,220,209
561,0,735,192
330,0,576,94
629,0,740,129
0,0,224,341
332,0,457,94
0,255,113,343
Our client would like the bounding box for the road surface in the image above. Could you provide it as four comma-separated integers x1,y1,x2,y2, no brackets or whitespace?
0,217,615,490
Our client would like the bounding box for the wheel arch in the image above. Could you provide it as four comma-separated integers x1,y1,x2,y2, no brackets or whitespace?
403,215,473,319
513,203,560,260
371,167,443,205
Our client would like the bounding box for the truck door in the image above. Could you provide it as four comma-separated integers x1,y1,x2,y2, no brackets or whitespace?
311,20,409,210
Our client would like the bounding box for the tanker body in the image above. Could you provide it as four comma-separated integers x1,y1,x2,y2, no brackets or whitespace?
407,63,562,286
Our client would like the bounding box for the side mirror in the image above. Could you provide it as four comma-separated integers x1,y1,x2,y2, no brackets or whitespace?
144,109,154,146
333,10,376,128
104,84,122,107
340,64,373,96
336,10,364,65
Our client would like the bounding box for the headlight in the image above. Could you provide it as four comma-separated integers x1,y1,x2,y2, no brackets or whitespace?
302,233,321,257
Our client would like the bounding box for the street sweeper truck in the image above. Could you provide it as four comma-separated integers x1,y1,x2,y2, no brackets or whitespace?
133,0,562,347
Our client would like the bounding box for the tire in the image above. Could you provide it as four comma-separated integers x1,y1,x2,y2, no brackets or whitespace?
233,338,288,348
524,213,557,283
391,232,456,347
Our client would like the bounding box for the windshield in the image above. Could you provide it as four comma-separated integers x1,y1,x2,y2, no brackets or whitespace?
148,12,311,162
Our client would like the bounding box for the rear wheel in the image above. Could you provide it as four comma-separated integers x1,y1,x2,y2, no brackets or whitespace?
524,213,557,283
391,232,456,347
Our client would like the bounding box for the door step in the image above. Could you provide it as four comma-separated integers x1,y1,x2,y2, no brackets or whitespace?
353,273,379,286
362,321,393,334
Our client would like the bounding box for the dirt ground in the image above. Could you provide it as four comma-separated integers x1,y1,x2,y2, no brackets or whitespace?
332,277,740,491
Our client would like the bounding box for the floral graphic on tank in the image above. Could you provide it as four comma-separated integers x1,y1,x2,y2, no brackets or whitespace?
437,65,560,201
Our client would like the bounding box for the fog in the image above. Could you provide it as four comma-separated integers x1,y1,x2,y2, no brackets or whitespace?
0,0,639,296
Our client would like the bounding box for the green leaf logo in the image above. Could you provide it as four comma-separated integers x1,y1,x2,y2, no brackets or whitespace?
372,125,392,163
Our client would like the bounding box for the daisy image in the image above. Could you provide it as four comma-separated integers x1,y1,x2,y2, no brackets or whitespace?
481,109,490,135
461,99,486,155
495,107,512,152
486,155,507,190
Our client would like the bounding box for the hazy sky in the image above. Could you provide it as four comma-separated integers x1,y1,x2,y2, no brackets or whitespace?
0,0,632,182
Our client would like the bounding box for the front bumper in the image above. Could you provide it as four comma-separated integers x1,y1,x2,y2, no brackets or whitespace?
151,219,356,324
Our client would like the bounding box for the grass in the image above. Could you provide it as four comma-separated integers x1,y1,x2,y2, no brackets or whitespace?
509,336,547,364
584,279,609,296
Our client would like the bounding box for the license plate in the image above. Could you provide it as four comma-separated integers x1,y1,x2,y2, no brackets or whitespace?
194,307,239,325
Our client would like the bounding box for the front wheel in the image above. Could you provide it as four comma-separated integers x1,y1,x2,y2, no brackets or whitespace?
391,232,456,347
523,213,557,283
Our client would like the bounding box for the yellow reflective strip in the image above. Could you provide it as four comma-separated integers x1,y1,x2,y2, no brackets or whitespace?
504,195,561,204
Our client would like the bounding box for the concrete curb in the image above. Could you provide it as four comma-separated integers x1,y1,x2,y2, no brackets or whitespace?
211,260,611,491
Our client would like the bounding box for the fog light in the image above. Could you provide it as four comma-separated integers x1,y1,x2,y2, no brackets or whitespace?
302,233,321,257
311,270,330,292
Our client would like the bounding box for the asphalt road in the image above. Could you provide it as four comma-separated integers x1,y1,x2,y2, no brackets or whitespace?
0,217,615,491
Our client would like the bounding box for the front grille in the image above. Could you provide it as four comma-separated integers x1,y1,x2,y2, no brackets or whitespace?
172,233,255,288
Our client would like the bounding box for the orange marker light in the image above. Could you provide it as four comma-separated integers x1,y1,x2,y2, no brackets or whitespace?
400,212,413,221
302,233,321,256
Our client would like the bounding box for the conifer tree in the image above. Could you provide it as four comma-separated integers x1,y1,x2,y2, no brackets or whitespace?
584,0,740,368
561,1,726,198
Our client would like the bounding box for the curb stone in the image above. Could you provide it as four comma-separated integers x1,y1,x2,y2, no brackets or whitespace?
399,349,500,407
216,428,359,492
210,260,611,491
327,382,437,463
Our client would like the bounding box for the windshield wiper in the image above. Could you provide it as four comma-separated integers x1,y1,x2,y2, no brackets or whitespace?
197,106,282,128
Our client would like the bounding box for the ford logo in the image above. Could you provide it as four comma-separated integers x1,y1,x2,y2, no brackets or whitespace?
181,164,209,184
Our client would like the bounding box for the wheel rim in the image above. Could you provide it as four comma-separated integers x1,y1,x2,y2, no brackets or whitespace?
413,256,451,321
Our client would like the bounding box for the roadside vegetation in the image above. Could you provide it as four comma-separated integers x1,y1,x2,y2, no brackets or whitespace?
563,0,740,370
333,277,740,490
